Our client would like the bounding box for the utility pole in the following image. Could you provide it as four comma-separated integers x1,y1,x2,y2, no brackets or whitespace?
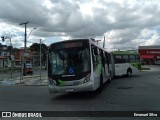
19,21,29,76
40,39,42,80
103,36,105,48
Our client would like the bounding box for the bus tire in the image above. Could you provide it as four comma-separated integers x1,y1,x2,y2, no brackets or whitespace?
96,74,103,93
127,68,132,77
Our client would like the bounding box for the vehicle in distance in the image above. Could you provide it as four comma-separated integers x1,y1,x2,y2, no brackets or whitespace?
23,63,33,75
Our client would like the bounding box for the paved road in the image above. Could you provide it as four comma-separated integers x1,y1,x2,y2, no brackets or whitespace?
0,68,160,119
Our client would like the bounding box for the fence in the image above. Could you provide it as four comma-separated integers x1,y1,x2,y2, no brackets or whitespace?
0,66,48,86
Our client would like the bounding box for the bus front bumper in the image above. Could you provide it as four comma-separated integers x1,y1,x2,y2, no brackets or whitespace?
48,81,95,93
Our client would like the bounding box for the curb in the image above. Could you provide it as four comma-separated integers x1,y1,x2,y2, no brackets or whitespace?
0,79,48,86
18,84,48,86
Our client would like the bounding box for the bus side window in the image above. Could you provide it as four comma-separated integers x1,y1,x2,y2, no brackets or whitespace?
122,55,129,63
129,55,136,63
105,53,109,65
97,48,101,64
107,53,111,64
105,52,110,72
91,45,97,70
102,51,106,66
135,55,140,62
115,55,123,63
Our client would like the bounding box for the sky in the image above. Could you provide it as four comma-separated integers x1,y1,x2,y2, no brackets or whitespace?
0,0,160,51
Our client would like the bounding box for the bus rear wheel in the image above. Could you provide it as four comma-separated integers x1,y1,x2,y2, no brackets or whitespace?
127,68,132,77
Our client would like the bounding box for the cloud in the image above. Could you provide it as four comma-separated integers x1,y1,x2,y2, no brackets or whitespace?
0,0,160,49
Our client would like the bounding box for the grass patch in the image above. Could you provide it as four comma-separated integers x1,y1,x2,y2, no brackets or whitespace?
0,68,22,73
0,68,9,73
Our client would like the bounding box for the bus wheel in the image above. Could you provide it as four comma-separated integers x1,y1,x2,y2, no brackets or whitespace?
96,74,103,93
127,68,132,77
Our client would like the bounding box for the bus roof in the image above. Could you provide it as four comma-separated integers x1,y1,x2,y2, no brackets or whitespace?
50,39,89,46
111,51,139,55
49,38,109,53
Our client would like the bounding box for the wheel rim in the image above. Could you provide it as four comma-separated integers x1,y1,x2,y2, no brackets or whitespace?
128,71,131,76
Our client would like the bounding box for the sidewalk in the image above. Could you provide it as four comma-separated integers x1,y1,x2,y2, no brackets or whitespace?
142,65,160,71
1,65,159,86
0,75,48,86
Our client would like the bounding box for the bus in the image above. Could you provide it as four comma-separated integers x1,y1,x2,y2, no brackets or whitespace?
48,39,112,93
110,51,141,77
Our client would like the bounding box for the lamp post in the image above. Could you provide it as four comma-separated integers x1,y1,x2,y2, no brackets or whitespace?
40,39,42,80
19,22,36,76
27,28,36,40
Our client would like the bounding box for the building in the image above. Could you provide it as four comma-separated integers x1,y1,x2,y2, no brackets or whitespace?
0,43,33,68
138,46,160,65
32,51,40,66
0,44,11,68
13,48,32,68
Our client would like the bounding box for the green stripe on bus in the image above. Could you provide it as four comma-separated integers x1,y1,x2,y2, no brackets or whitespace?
58,79,64,86
129,63,141,70
97,64,102,75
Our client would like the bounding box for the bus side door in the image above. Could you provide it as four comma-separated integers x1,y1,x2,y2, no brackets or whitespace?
105,52,111,80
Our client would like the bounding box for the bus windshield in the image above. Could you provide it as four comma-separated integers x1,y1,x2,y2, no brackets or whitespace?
49,47,91,75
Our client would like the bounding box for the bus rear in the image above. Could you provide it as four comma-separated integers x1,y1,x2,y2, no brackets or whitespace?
48,39,94,93
111,51,141,77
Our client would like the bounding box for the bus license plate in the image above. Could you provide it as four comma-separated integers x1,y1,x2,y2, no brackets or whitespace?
66,89,74,92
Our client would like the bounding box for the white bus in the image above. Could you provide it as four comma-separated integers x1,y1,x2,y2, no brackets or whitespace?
110,51,141,77
48,39,112,93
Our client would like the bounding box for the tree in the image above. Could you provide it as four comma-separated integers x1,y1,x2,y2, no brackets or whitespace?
30,43,40,52
29,43,48,65
30,43,48,53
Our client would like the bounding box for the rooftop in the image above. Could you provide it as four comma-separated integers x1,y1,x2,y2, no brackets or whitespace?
139,46,160,49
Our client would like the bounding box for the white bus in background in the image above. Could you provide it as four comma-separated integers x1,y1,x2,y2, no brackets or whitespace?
110,51,141,77
48,39,112,93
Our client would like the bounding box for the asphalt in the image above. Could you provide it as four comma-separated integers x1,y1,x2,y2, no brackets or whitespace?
0,65,159,86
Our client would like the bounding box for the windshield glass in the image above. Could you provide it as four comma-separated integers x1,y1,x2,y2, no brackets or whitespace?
49,47,90,75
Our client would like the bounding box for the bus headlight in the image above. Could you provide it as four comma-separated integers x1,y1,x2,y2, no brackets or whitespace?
83,74,91,83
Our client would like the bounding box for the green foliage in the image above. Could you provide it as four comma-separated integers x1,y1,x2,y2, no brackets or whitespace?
30,43,48,53
29,43,48,63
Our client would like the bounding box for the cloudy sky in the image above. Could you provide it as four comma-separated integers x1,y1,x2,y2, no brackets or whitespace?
0,0,160,51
